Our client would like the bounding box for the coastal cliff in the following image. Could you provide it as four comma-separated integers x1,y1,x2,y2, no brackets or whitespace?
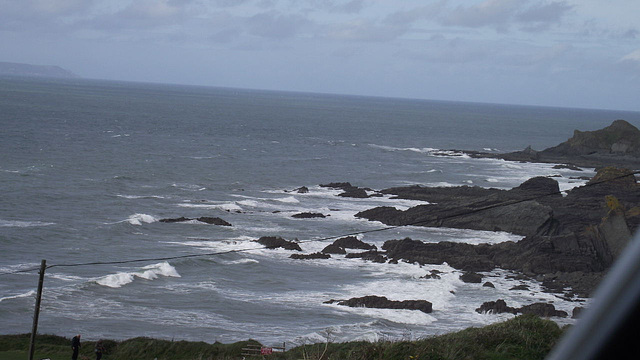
473,119,640,169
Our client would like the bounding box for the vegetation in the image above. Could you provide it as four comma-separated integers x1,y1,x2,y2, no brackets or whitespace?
0,315,565,360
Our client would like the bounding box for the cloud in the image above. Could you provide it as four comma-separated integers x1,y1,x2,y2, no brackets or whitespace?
0,0,92,30
620,49,640,63
326,19,407,42
516,1,573,23
441,0,520,30
439,0,573,32
246,11,312,39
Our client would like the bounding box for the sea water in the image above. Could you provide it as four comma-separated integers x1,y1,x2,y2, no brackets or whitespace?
1,77,640,346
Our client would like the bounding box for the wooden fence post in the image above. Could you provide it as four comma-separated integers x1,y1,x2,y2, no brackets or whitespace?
28,259,46,360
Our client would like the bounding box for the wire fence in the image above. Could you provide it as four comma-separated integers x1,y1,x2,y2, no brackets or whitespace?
1,169,638,277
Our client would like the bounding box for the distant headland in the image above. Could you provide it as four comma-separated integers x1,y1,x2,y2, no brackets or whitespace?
0,61,79,79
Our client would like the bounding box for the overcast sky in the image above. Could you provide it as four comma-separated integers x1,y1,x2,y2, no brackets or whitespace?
2,0,639,111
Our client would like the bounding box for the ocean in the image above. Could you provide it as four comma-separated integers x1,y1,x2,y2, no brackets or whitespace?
2,77,640,346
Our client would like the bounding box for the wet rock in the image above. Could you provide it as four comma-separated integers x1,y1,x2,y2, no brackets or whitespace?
291,212,326,219
477,299,568,318
332,236,377,250
483,282,495,288
421,270,442,280
321,243,347,254
345,250,387,263
325,295,432,314
476,299,517,314
159,216,232,226
159,217,191,223
320,182,373,198
519,303,568,318
255,236,302,251
460,272,483,283
196,217,232,226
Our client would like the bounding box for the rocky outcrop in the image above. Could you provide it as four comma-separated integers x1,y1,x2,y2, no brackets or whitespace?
292,212,326,219
159,216,232,226
325,295,432,314
460,272,483,283
372,166,638,296
470,120,640,168
360,177,561,237
476,299,568,318
320,182,378,198
542,120,640,158
345,250,387,263
321,236,377,254
254,236,302,251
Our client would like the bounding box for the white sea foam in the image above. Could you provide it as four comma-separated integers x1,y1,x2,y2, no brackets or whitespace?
178,202,243,212
224,258,260,265
368,144,470,158
0,290,36,303
172,183,206,191
0,219,55,227
48,273,85,282
117,194,166,199
273,196,300,203
125,213,158,225
96,262,180,288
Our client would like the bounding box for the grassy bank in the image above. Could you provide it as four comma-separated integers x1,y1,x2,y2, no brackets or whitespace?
0,315,564,360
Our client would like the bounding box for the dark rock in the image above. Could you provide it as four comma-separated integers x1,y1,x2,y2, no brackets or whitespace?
345,250,387,263
159,217,191,223
509,284,530,291
476,299,567,318
510,176,561,197
338,187,369,198
320,182,373,198
421,270,442,279
321,243,347,254
483,282,495,288
255,236,302,251
519,303,568,318
196,217,232,226
326,295,432,314
159,216,232,226
460,272,483,283
291,212,326,219
290,252,331,260
332,236,377,250
320,182,353,189
295,186,309,193
476,299,517,314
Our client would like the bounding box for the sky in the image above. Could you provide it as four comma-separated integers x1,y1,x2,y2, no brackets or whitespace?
1,0,640,111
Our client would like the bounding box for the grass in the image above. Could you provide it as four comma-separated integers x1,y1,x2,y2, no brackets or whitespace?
0,315,564,360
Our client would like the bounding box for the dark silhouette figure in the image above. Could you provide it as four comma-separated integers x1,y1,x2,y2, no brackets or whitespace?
71,334,81,360
95,339,105,360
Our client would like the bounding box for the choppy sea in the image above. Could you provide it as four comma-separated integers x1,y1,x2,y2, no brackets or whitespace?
2,77,640,346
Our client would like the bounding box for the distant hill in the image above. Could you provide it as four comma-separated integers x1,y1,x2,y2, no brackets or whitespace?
0,61,79,79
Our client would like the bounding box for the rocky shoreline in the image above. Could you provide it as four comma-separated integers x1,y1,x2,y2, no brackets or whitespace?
158,120,639,317
280,121,639,316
